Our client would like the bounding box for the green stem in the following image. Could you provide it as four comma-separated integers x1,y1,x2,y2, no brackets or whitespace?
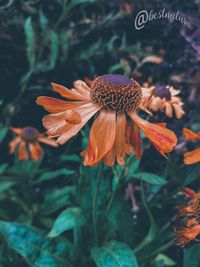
92,163,104,245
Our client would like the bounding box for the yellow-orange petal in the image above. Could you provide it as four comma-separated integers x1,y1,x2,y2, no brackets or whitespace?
129,112,177,157
18,141,29,160
184,147,200,165
103,148,116,167
115,113,127,165
9,137,21,154
183,128,200,140
29,142,44,160
51,83,90,101
11,127,23,135
83,110,116,166
36,96,84,113
57,102,101,145
38,136,58,147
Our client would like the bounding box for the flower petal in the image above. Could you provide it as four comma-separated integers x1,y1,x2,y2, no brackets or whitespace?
29,142,44,160
129,112,177,157
130,122,142,159
183,128,200,140
83,110,116,166
36,96,84,113
51,83,90,101
38,136,58,147
11,127,23,135
9,137,21,154
184,147,200,165
57,102,101,145
18,141,29,160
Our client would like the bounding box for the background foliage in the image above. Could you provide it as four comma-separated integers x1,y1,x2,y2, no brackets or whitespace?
0,0,200,266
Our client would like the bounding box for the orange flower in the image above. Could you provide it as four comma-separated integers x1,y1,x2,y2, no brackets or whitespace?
9,127,58,160
174,187,200,247
183,128,200,165
36,74,177,166
142,85,185,119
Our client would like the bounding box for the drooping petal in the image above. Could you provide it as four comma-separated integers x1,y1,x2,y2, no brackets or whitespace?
51,83,90,101
183,225,200,240
172,103,185,119
18,141,29,160
57,102,101,145
114,113,127,165
36,96,84,113
29,142,44,160
11,127,23,135
129,112,177,157
42,111,66,129
9,137,21,154
103,148,116,167
165,102,173,118
183,128,200,140
129,122,142,159
38,136,58,147
184,147,200,165
83,110,116,166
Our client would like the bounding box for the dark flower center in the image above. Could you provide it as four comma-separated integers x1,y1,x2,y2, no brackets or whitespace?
153,86,171,100
21,127,39,142
90,74,142,112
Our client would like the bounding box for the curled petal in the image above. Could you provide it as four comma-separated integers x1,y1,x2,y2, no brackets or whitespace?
183,128,200,140
129,112,177,157
57,102,101,145
29,142,44,160
36,96,83,113
183,225,200,240
73,80,90,96
64,110,81,124
83,110,116,166
18,141,29,160
51,83,90,101
165,102,173,118
130,123,142,159
184,147,200,165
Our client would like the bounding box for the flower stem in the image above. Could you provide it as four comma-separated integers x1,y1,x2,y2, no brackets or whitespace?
92,163,104,245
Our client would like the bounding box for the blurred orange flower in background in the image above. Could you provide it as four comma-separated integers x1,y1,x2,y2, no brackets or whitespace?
36,74,177,167
9,127,58,160
174,187,200,247
183,128,200,165
142,85,185,119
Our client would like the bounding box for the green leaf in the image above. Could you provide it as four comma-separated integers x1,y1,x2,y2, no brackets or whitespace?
183,243,200,267
24,17,36,69
0,164,8,175
133,172,167,185
0,127,8,143
91,240,139,267
48,207,86,238
0,221,73,267
35,168,74,183
155,254,176,266
0,181,16,193
41,186,75,215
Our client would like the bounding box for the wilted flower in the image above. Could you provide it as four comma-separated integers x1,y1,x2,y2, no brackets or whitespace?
9,127,58,160
183,128,200,165
174,187,200,247
36,74,177,166
142,85,185,119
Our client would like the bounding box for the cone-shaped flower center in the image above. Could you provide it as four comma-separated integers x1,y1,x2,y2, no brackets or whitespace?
153,86,171,100
90,74,142,112
21,127,39,142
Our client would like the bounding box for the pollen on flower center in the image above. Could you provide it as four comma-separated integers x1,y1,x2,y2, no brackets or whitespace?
21,127,39,142
90,74,142,112
153,86,171,100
